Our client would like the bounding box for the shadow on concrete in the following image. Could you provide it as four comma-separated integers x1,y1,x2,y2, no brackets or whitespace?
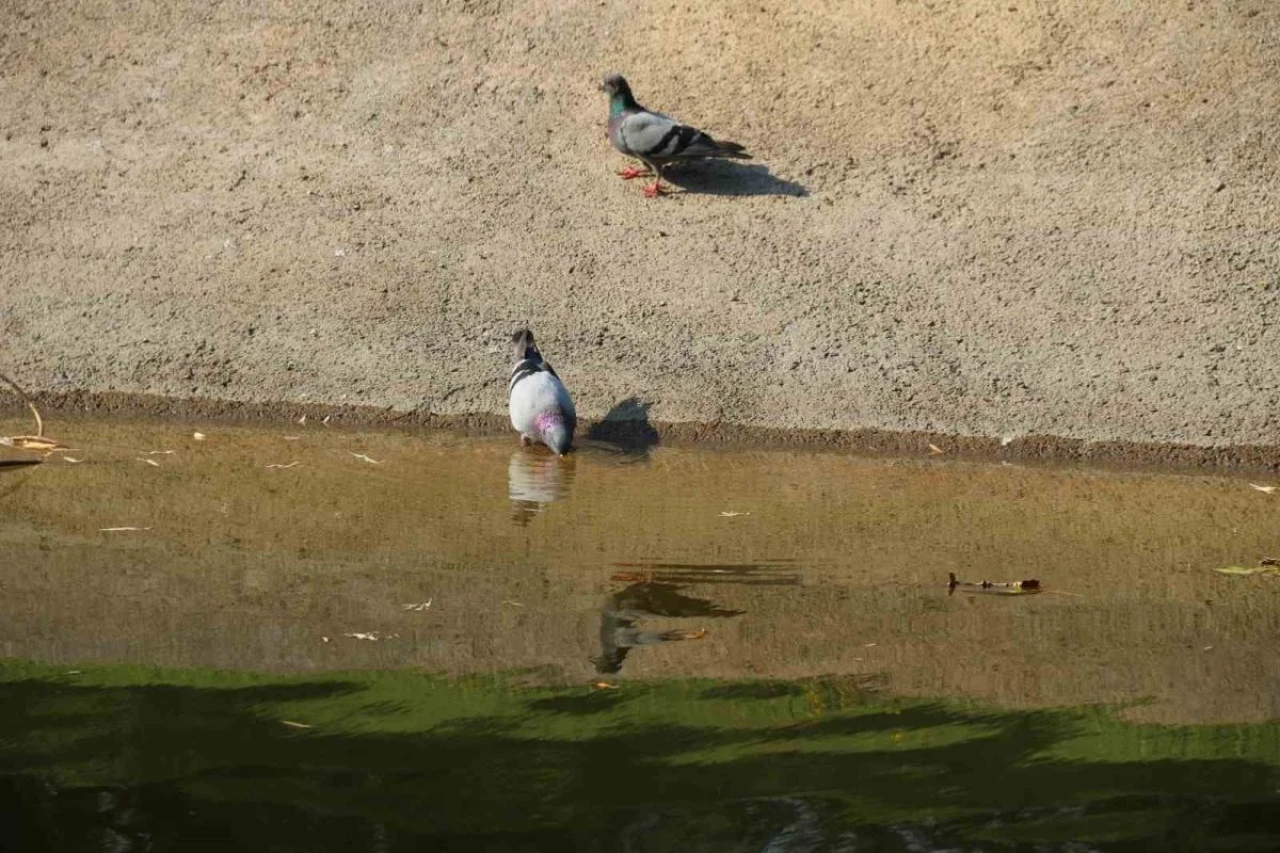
665,161,808,198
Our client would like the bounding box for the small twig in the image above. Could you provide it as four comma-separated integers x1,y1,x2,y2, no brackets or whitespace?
0,371,43,437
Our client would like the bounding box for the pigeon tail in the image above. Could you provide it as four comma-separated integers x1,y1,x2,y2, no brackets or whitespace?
708,139,751,160
510,328,539,363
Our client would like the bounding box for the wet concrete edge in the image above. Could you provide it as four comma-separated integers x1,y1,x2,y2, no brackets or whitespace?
16,389,1280,475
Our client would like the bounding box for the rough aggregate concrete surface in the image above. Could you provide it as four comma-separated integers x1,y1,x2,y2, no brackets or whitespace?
1,0,1278,447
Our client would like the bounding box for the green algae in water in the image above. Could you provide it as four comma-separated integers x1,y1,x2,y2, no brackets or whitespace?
2,661,1279,851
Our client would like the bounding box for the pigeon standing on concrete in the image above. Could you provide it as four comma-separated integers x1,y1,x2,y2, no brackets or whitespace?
508,329,576,455
600,73,751,198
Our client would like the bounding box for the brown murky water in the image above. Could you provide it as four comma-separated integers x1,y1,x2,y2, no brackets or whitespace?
2,416,1278,724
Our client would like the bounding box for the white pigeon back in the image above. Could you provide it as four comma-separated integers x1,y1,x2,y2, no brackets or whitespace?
509,371,575,437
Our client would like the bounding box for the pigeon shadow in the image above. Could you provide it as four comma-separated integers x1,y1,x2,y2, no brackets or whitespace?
664,161,808,198
581,397,660,460
592,581,745,675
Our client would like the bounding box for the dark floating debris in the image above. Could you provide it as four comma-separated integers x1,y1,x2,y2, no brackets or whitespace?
948,572,1042,596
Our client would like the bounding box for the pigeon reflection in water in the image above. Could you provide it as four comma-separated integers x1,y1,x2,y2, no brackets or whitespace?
592,581,744,675
508,449,576,526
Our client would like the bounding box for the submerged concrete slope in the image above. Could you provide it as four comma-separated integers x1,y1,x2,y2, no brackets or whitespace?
1,0,1277,445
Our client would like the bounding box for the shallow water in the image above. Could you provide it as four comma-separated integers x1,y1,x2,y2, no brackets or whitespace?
1,416,1279,850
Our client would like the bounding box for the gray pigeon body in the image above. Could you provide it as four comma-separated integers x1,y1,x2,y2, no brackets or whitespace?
508,329,576,455
601,73,750,197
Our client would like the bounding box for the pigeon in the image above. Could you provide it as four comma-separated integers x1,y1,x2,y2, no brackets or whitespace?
600,73,751,198
508,328,576,455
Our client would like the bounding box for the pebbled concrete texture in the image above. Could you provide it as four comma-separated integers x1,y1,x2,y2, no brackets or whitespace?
1,0,1277,447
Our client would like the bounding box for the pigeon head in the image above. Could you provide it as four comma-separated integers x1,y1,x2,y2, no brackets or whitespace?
591,653,624,675
537,411,573,456
600,73,637,109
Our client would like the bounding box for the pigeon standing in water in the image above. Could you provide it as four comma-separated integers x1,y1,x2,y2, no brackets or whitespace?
508,329,576,455
600,73,751,198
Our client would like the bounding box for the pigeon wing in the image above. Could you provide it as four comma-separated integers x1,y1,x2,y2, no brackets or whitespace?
618,110,720,161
